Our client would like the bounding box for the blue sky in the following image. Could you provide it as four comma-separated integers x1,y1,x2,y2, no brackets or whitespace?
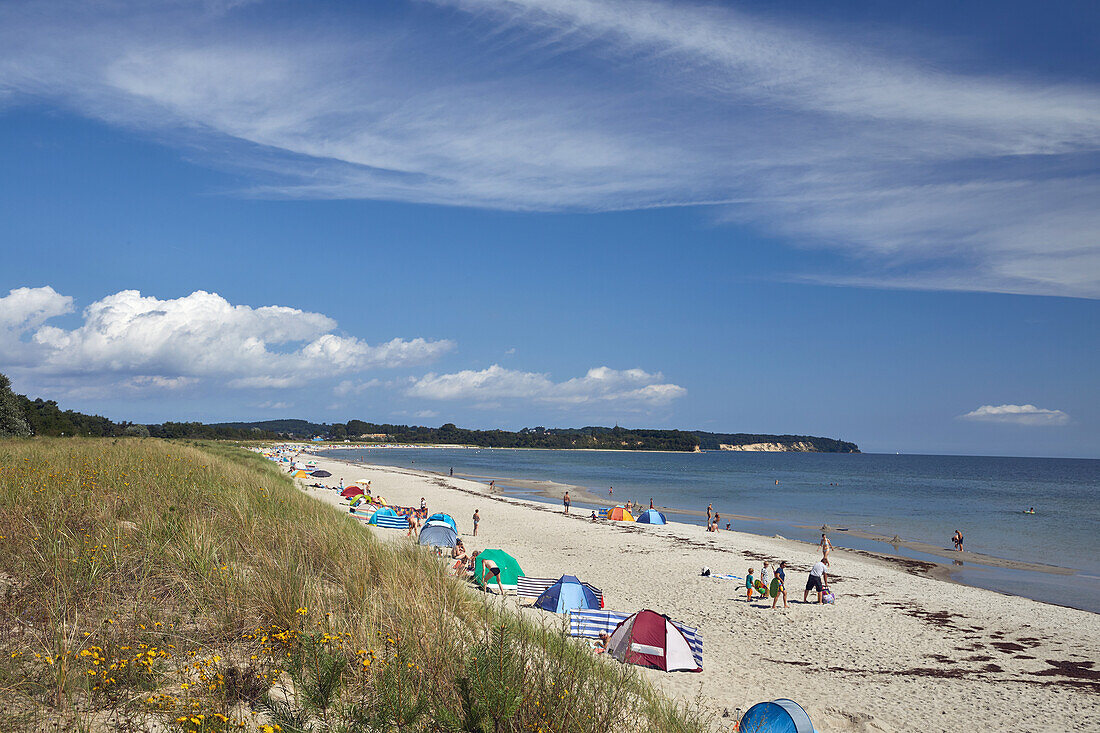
1,0,1097,457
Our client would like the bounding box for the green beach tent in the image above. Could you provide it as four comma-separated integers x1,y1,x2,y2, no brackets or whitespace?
474,549,524,590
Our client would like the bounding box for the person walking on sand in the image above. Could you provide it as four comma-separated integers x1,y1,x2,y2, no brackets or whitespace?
771,561,789,609
745,567,757,601
805,558,829,604
609,486,613,496
472,509,480,536
821,533,832,559
563,491,570,514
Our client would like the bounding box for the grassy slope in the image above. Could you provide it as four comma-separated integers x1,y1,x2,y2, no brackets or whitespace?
0,439,706,733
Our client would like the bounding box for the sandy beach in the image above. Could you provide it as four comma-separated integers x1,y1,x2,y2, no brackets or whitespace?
292,450,1100,733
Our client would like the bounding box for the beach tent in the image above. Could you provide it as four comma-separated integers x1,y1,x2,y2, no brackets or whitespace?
419,519,458,548
349,495,367,507
424,513,458,533
340,487,364,499
636,509,666,525
292,470,310,479
310,470,332,478
367,507,398,525
737,699,816,733
606,609,701,672
534,575,601,614
606,506,635,522
474,549,524,590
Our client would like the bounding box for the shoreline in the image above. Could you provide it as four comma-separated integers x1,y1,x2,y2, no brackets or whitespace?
333,455,1080,582
286,449,1100,732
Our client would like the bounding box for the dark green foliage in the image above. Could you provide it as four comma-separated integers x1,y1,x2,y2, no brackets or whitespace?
0,374,32,438
0,374,859,452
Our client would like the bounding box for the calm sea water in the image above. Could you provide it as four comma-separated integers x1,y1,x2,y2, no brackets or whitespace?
322,448,1100,613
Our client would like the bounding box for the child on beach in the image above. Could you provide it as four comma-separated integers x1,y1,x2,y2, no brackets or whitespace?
472,509,480,536
771,561,789,609
746,568,756,601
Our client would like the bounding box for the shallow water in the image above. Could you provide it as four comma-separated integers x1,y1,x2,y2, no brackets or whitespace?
322,447,1100,613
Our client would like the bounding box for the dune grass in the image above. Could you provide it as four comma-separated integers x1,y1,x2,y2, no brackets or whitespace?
0,438,709,732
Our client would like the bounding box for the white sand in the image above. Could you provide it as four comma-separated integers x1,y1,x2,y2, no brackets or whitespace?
291,451,1100,733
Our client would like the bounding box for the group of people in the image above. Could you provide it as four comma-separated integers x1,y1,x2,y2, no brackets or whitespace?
743,534,834,609
705,503,728,532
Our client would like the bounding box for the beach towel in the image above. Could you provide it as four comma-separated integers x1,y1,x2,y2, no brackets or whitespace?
708,573,743,581
518,577,604,608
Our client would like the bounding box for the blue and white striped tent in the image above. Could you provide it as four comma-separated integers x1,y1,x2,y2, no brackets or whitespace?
567,609,703,668
368,507,410,529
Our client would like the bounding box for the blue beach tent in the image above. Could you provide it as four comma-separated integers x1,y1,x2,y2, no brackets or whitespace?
419,519,459,548
636,509,667,525
534,575,601,614
367,507,398,525
738,699,816,733
424,513,458,533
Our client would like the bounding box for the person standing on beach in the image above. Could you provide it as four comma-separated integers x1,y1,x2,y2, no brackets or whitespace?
489,480,495,491
821,533,832,559
706,503,713,526
771,561,789,609
805,558,829,603
563,491,570,514
650,498,654,509
449,467,453,476
472,509,480,536
952,529,964,551
609,486,613,496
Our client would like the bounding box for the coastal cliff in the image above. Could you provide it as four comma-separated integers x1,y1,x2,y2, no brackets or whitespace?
718,441,816,452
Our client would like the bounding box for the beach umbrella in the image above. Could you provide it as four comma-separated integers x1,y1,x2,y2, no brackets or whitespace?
355,478,373,487
474,549,524,588
310,470,332,478
292,470,310,479
340,487,364,499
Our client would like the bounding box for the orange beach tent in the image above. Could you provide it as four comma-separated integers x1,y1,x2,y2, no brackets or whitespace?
607,506,635,521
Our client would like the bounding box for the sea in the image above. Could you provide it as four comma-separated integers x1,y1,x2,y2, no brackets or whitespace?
320,447,1100,614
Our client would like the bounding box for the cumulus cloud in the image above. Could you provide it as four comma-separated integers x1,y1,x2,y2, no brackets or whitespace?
407,365,686,407
959,404,1070,426
1,1,1097,295
0,287,453,390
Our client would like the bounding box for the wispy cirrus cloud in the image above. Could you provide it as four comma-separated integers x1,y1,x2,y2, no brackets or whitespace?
959,404,1070,426
0,287,453,392
407,364,685,408
1,0,1098,296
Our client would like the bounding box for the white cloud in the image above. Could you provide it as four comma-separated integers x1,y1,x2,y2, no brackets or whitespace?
0,1,1098,295
334,379,384,397
959,404,1070,426
0,287,453,389
0,287,75,359
414,409,439,419
256,400,290,410
407,364,685,407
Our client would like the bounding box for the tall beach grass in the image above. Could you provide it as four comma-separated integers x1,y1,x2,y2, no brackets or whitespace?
0,438,709,732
